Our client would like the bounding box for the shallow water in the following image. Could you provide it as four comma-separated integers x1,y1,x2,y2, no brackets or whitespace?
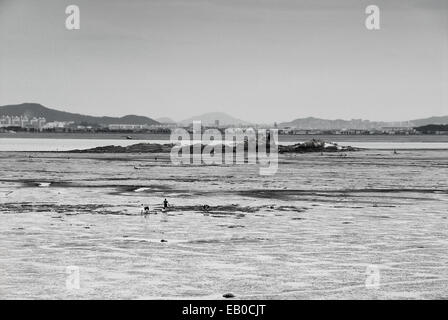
1,136,448,151
0,150,447,299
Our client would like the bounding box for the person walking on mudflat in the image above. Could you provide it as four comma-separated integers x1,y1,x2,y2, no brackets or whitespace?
163,198,169,211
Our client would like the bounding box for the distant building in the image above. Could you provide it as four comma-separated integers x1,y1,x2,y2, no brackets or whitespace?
381,127,416,135
0,115,11,127
0,115,46,129
20,116,29,127
29,117,46,129
11,116,21,126
43,121,73,129
108,124,148,131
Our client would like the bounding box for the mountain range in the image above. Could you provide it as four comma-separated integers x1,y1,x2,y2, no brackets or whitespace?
411,116,448,127
1,103,447,129
279,116,448,130
0,103,159,125
279,117,405,130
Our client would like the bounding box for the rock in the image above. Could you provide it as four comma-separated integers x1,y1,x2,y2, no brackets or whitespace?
278,139,360,154
64,139,360,154
65,143,175,153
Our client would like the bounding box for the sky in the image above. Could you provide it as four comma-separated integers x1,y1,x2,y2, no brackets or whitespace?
0,0,447,123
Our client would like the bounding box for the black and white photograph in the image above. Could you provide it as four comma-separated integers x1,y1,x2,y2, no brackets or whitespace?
1,0,447,305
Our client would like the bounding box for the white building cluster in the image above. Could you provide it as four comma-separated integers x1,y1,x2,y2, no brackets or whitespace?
0,115,46,129
108,124,149,130
107,123,177,131
43,121,74,129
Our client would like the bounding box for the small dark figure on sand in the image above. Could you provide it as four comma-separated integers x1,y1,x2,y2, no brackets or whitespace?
163,198,168,209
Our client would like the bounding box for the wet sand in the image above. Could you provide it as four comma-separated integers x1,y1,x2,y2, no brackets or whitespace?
0,150,447,299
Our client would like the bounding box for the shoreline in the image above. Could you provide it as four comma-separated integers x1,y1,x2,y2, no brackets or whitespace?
2,132,448,143
3,148,448,154
1,137,448,153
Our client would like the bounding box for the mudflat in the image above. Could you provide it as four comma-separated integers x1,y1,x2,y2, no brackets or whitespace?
0,150,447,299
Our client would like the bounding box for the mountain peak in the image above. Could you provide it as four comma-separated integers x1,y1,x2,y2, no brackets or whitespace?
180,112,250,126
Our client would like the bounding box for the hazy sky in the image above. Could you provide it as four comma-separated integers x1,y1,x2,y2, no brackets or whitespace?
0,0,447,123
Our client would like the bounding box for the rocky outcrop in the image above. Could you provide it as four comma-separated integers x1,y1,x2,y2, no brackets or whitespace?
66,143,174,153
65,140,360,153
278,139,360,153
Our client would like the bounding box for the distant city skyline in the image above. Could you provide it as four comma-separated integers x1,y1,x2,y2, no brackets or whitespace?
1,0,447,123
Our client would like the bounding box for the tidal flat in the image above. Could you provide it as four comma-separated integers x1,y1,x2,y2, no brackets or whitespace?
0,150,447,299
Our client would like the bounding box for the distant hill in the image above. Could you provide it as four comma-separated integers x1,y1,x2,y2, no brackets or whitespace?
280,115,448,130
0,103,159,125
180,112,251,126
155,117,176,124
279,117,396,130
410,116,448,126
414,124,448,133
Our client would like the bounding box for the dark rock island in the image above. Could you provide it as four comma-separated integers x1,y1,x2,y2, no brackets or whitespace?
65,139,360,153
